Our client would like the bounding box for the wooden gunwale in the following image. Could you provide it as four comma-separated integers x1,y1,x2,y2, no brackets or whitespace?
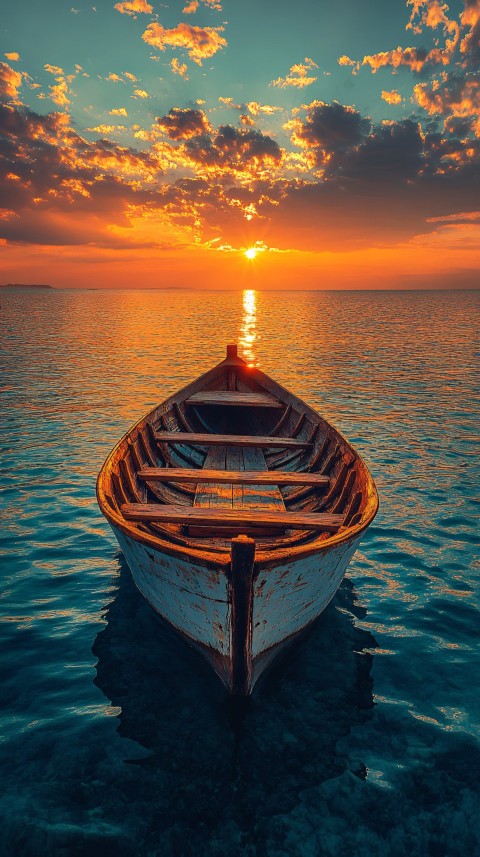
96,352,379,571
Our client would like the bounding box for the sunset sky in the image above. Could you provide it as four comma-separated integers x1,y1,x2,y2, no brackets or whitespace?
1,0,479,288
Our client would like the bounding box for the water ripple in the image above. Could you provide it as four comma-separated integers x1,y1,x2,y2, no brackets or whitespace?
0,288,479,856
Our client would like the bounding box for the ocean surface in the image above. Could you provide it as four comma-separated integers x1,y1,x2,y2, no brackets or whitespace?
0,287,479,857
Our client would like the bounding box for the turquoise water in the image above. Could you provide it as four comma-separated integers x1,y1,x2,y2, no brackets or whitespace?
1,287,479,856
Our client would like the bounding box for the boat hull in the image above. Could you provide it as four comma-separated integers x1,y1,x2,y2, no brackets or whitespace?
97,346,379,694
111,524,363,694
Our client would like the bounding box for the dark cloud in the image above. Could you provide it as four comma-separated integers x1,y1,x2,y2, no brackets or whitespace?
0,102,164,245
296,101,370,153
341,119,424,180
157,106,281,170
0,95,282,247
262,168,480,251
179,124,282,171
1,85,479,254
211,125,281,164
293,104,423,180
157,107,212,140
444,116,476,136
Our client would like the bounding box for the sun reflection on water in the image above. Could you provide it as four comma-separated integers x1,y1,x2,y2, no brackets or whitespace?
239,289,257,366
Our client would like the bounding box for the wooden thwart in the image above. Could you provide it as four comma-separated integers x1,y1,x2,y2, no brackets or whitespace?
138,467,329,487
121,503,344,531
189,445,285,537
154,432,312,449
186,391,283,408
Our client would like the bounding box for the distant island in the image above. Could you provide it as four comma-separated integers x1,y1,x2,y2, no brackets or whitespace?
0,283,54,289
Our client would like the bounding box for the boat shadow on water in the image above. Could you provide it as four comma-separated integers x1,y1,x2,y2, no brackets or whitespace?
93,555,377,818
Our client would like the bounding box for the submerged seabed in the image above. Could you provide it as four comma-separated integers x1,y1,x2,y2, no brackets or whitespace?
0,288,479,856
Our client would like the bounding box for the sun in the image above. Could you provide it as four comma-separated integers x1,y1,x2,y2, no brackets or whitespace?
245,247,257,260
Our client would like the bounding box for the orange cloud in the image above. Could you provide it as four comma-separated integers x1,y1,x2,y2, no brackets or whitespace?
428,210,480,223
0,102,176,251
219,96,241,109
5,52,20,62
44,64,64,76
114,0,153,16
170,58,189,78
1,56,479,281
49,79,71,107
271,58,318,89
0,208,19,220
183,0,222,10
381,89,403,105
459,0,480,60
361,45,453,73
0,62,22,101
142,21,227,65
407,0,459,37
246,101,283,116
43,64,82,107
86,124,127,134
109,107,128,116
133,128,151,141
414,76,480,132
132,88,149,98
338,55,357,69
347,0,480,77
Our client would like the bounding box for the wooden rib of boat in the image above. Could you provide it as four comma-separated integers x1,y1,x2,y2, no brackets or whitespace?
96,345,378,696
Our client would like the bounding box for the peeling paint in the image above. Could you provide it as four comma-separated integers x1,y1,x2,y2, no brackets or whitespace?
251,536,361,658
115,527,231,656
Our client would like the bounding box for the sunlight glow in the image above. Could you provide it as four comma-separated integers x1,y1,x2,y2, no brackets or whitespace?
245,247,257,260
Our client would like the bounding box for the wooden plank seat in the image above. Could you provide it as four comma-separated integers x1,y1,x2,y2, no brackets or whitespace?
191,445,285,537
185,391,283,408
154,432,312,449
121,504,345,531
138,467,330,487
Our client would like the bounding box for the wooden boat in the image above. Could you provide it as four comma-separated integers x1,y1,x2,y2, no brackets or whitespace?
96,345,378,695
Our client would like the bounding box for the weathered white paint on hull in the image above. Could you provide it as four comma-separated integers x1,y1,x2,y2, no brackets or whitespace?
111,523,363,694
113,527,231,657
251,537,362,659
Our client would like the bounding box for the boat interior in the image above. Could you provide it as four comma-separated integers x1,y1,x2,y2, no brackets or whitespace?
99,346,375,557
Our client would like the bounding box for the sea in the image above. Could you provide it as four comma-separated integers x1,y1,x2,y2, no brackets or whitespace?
0,287,479,857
